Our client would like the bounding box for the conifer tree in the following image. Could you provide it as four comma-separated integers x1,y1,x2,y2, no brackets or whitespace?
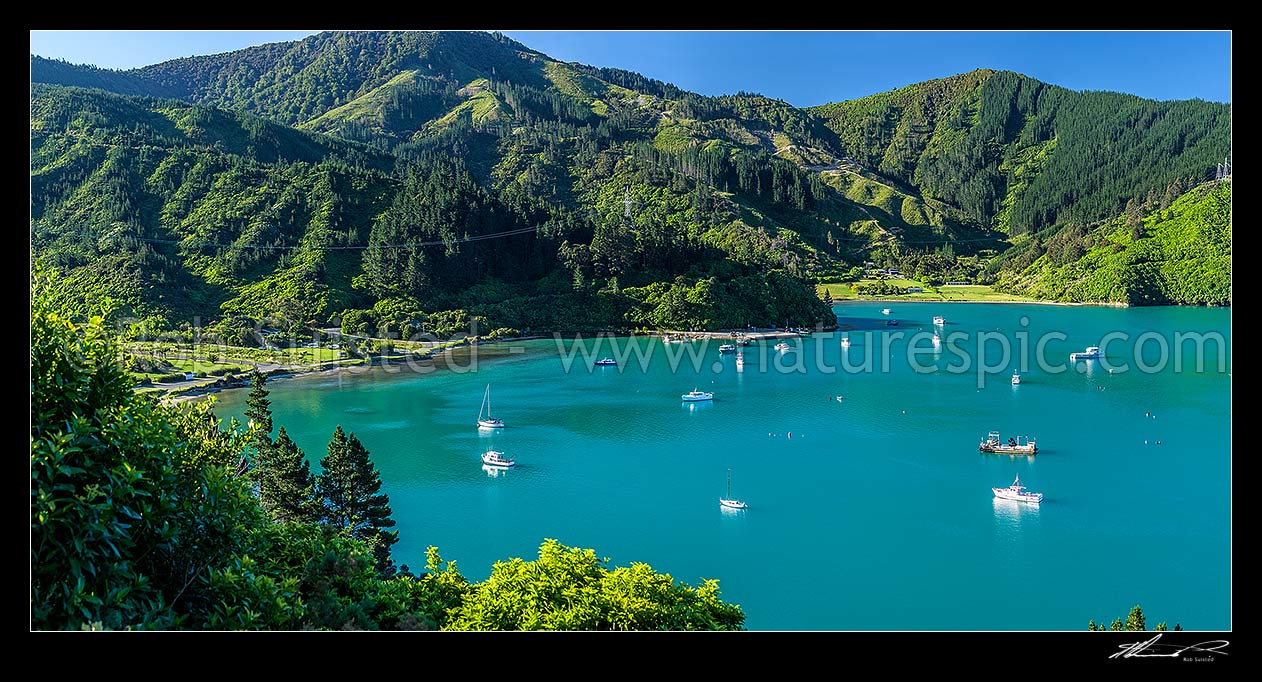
244,371,273,454
259,427,320,525
316,426,399,574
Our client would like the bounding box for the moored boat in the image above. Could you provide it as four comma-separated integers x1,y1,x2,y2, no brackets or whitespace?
718,344,736,353
992,474,1043,503
719,468,747,510
682,389,714,402
1070,346,1102,360
979,431,1037,455
477,384,504,429
933,315,945,326
481,450,515,468
594,357,617,366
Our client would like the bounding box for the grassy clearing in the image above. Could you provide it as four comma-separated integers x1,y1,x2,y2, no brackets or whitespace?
818,280,1040,302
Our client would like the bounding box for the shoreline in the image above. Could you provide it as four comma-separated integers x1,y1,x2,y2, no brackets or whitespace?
835,298,1131,307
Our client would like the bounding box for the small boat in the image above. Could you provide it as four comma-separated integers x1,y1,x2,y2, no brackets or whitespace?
1011,371,1020,385
735,353,745,371
594,357,617,366
992,474,1043,503
682,389,714,402
1069,346,1102,360
719,468,747,510
718,344,736,354
840,335,851,347
481,450,515,468
886,319,899,326
477,384,504,429
979,431,1037,455
881,308,892,315
774,342,792,351
933,315,945,326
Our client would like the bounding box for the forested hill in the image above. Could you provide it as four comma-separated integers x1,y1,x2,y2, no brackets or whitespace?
31,32,1231,331
809,69,1230,235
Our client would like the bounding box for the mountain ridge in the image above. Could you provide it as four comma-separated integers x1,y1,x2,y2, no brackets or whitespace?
30,31,1231,335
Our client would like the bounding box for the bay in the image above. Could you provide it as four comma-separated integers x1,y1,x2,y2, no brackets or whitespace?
212,302,1231,630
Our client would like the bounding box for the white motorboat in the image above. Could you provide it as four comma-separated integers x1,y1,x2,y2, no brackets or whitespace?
933,315,945,326
882,308,892,315
992,474,1043,503
718,344,736,353
1070,346,1102,360
774,342,792,351
1011,371,1021,385
682,389,714,402
481,450,515,468
594,357,617,366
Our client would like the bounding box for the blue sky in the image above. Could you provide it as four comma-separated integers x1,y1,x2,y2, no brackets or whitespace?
30,30,1231,106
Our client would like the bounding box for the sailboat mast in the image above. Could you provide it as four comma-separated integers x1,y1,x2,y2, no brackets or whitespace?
727,468,732,498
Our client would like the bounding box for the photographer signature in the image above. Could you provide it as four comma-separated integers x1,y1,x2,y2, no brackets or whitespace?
1110,634,1229,659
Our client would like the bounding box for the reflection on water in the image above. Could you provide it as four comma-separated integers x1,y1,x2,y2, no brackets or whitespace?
482,464,509,478
720,504,747,516
992,496,1041,529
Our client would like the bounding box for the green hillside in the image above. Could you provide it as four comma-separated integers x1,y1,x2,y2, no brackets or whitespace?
31,31,1231,320
810,69,1230,235
990,179,1231,305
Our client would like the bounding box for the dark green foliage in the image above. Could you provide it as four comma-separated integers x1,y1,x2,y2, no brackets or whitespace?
812,69,1230,235
994,180,1230,304
316,426,400,575
257,427,321,525
31,287,260,629
244,370,272,447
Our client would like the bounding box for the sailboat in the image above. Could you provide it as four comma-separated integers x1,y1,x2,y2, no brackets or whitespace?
477,384,504,429
719,468,748,510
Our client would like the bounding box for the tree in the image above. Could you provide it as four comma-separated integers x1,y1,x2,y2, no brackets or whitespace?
317,426,399,574
821,289,834,307
1088,604,1177,631
244,370,273,456
444,539,745,630
258,427,321,525
31,289,262,630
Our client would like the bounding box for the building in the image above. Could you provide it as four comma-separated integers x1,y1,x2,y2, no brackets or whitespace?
906,287,924,293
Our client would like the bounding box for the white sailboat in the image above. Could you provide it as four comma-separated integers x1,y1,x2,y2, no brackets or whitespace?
477,384,504,429
719,468,747,510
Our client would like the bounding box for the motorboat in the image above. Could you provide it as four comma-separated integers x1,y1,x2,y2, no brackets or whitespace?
594,357,617,366
1011,371,1021,385
682,389,714,402
774,342,792,351
1070,346,1102,360
992,474,1043,503
933,315,945,326
481,450,515,468
718,344,736,353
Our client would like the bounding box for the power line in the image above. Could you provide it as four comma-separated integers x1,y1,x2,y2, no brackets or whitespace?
31,224,545,252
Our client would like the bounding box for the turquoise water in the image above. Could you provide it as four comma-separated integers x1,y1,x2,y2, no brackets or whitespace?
213,302,1231,630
